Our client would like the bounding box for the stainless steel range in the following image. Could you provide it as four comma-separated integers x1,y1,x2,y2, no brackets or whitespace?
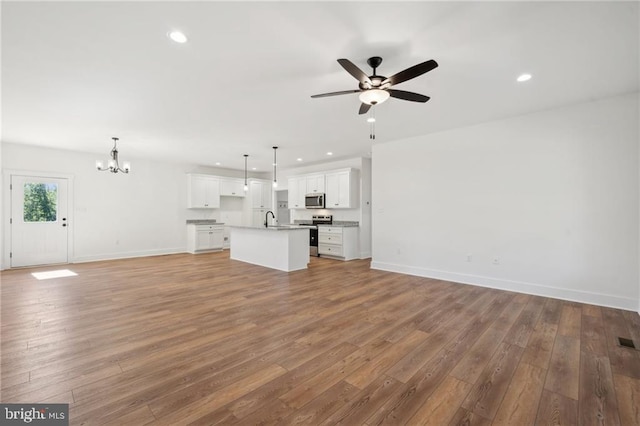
310,215,332,256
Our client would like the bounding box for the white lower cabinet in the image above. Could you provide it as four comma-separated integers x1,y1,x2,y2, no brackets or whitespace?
317,226,358,260
187,224,224,253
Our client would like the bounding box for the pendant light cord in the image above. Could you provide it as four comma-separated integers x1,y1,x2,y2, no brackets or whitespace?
272,146,278,187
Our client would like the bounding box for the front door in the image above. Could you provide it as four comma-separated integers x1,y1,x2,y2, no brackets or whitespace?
10,175,69,267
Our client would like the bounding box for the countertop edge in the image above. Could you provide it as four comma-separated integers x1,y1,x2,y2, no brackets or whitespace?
230,225,310,231
186,220,224,225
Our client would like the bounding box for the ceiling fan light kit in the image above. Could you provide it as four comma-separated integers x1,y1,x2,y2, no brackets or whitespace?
359,89,390,106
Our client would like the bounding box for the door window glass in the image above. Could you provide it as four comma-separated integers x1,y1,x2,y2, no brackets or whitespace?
23,183,58,222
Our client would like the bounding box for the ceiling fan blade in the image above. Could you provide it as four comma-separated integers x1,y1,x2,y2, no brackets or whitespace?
382,59,438,87
337,59,372,84
359,103,372,115
311,89,361,99
388,89,431,103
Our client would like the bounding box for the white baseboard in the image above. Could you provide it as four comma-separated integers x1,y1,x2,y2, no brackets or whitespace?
359,251,372,259
72,247,186,264
370,260,638,312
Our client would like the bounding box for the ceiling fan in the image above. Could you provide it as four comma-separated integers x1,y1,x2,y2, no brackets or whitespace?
311,56,438,114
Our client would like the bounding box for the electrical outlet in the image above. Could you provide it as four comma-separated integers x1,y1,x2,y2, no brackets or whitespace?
466,254,472,262
492,257,500,265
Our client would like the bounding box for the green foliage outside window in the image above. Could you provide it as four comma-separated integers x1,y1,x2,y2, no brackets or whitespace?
23,183,57,222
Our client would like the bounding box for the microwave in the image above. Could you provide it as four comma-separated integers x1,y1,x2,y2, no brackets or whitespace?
305,193,325,209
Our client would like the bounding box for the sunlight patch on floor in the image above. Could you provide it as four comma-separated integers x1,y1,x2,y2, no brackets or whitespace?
31,269,78,280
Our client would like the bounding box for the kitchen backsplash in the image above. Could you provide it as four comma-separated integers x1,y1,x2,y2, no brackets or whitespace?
289,208,360,223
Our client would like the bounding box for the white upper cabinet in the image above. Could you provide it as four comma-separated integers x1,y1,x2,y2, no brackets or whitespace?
220,178,245,197
305,174,325,194
325,169,358,209
286,168,358,210
187,174,220,208
250,180,272,209
287,176,306,209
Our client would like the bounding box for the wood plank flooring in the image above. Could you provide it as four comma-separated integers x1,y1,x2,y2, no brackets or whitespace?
1,252,639,425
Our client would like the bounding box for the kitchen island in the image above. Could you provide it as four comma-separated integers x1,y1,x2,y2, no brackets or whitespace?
229,225,310,272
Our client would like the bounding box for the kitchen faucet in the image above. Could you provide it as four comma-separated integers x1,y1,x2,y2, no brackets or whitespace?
265,211,275,228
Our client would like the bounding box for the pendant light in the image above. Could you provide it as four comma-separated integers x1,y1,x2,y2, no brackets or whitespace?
272,146,278,188
96,137,130,173
243,154,249,191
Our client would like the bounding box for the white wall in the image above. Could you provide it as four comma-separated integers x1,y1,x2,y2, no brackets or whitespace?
372,93,639,311
360,157,372,258
0,143,250,266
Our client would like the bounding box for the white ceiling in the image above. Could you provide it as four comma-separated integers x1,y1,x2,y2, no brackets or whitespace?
2,1,638,172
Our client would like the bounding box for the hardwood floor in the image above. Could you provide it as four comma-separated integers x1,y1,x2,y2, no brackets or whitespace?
1,252,639,425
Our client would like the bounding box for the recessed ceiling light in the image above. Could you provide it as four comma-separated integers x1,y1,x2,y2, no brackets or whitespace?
297,158,303,162
327,152,333,156
168,31,188,44
252,167,257,170
367,117,376,123
517,73,532,82
215,162,221,166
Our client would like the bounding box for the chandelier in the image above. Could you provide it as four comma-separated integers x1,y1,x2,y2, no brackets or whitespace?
96,137,130,174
